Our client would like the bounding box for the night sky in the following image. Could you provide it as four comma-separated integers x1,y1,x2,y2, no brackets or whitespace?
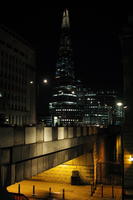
0,6,128,115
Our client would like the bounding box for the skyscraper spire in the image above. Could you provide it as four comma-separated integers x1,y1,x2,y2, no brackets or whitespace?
56,7,74,80
61,8,70,28
49,8,82,126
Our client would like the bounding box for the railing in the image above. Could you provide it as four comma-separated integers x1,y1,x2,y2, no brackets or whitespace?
90,183,122,199
96,162,122,185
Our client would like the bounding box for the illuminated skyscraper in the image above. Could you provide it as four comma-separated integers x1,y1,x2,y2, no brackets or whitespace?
49,9,119,127
49,9,82,126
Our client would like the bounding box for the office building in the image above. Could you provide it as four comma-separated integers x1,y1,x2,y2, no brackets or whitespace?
49,9,83,126
49,9,121,127
83,89,119,126
0,25,36,126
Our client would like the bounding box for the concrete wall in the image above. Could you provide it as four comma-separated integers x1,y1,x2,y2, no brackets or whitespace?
36,126,44,142
39,153,94,184
11,137,93,164
44,127,52,141
14,127,25,145
0,125,98,186
123,129,133,188
120,28,133,194
0,126,98,148
0,127,14,147
58,127,65,140
25,127,36,144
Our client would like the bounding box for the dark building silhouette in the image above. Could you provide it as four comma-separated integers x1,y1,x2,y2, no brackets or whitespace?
0,25,36,126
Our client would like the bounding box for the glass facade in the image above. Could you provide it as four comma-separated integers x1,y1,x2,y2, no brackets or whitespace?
49,9,122,127
49,9,82,126
83,89,119,127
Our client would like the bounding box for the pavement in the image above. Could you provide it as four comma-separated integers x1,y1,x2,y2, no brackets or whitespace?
8,180,90,200
7,170,122,200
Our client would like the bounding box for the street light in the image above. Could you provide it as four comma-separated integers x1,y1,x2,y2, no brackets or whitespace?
29,79,48,95
30,78,48,85
30,81,34,84
36,78,49,124
43,79,48,84
116,102,123,107
115,101,124,125
116,101,125,199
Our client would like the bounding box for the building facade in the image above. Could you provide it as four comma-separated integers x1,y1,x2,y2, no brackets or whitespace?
83,89,118,126
49,9,83,126
49,9,122,127
0,25,36,126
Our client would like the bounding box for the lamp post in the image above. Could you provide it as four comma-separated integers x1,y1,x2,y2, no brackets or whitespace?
30,78,48,124
116,101,125,200
43,79,48,84
116,101,124,125
121,126,124,200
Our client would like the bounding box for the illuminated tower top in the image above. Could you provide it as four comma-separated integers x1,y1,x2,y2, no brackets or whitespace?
62,8,70,28
49,8,81,126
56,8,75,80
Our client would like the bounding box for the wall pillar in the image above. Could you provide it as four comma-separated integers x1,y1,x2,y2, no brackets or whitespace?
120,22,133,196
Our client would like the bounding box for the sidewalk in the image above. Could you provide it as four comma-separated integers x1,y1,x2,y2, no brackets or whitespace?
8,180,90,200
7,170,122,199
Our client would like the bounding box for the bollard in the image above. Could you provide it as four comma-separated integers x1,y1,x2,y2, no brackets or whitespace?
18,184,20,194
94,182,96,191
91,184,93,196
62,189,65,200
112,185,114,198
93,182,95,194
49,187,51,197
32,185,35,196
101,184,103,197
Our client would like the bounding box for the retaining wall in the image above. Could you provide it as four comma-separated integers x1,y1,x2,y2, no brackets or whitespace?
0,126,98,186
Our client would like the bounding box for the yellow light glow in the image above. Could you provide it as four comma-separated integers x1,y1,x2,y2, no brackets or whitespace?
129,155,133,162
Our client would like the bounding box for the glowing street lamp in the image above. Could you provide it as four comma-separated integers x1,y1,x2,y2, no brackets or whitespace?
30,78,48,86
30,81,34,84
116,100,125,199
43,79,48,84
129,155,133,162
116,102,123,107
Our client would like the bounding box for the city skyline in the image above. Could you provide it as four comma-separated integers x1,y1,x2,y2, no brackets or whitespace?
1,5,133,199
0,7,127,90
0,7,129,117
